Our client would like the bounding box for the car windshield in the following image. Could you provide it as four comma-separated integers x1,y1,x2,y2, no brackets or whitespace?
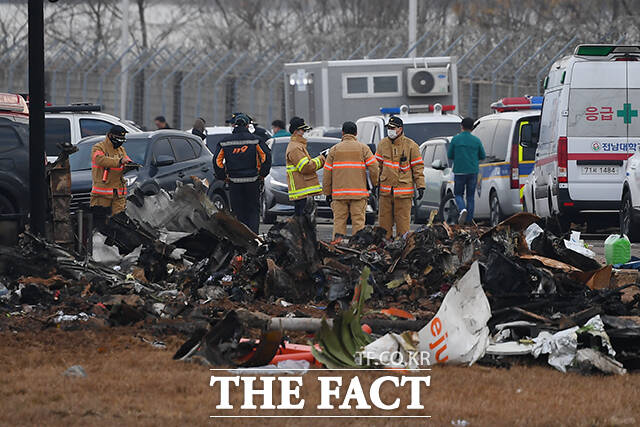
70,138,147,171
205,133,231,153
402,122,461,144
271,140,336,166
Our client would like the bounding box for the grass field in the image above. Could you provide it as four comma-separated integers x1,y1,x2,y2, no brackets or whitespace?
1,328,639,426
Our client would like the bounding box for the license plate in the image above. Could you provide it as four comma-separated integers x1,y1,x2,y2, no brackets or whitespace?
581,166,619,175
314,195,326,201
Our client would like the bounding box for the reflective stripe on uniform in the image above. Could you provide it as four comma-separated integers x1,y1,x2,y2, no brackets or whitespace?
288,184,322,199
324,163,333,170
332,189,369,196
410,157,424,166
380,185,392,193
219,140,259,147
312,157,322,169
331,161,365,169
393,187,414,195
365,155,376,166
91,186,127,196
296,157,310,171
229,176,259,183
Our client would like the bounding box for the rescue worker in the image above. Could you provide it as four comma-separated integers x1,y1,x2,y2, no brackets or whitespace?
375,116,425,239
286,116,325,216
323,121,379,239
213,113,271,233
90,125,131,218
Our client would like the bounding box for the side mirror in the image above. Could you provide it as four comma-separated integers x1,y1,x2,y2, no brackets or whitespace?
519,123,536,149
153,154,175,167
431,159,444,170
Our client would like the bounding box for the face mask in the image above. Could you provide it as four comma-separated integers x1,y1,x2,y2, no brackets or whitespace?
388,129,397,139
110,135,125,148
248,124,255,133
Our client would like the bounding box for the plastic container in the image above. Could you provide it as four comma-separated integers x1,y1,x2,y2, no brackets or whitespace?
604,234,631,265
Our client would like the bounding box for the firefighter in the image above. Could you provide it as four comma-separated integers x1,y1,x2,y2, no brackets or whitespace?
90,125,131,218
286,116,325,216
213,113,271,233
375,116,425,239
323,121,379,239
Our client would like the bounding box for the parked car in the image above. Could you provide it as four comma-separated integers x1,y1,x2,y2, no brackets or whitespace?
262,136,377,224
524,44,640,230
447,96,541,226
414,137,455,223
69,130,228,212
45,104,141,162
356,103,462,152
0,93,30,219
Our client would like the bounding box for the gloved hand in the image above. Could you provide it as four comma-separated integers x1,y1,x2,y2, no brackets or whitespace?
326,195,332,204
416,188,425,200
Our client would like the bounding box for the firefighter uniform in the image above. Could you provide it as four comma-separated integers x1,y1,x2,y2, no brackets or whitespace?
323,132,379,237
213,115,271,234
90,135,131,215
286,133,325,203
376,124,425,238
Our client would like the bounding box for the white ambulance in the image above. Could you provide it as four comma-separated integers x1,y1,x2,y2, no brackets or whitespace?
521,45,640,229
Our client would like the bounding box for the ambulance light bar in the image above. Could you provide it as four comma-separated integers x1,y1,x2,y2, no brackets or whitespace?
490,96,542,112
575,45,640,57
380,104,456,115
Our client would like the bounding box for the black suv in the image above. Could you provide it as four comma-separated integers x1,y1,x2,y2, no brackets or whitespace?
70,130,229,211
0,110,29,218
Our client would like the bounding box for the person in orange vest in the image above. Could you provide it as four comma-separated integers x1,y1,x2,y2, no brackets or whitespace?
375,116,425,239
90,125,131,219
285,116,325,216
323,121,379,239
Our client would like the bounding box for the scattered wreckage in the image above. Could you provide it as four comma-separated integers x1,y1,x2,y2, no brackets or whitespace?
1,180,639,375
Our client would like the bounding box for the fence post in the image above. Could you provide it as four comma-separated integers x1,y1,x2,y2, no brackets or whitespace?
423,34,444,56
513,36,556,95
365,42,382,59
268,51,304,125
535,36,577,94
98,43,135,106
144,48,182,127
250,52,284,116
160,48,194,120
213,54,247,124
346,43,364,60
48,46,68,104
489,35,532,102
442,33,465,56
195,51,232,120
456,35,487,66
403,31,430,57
126,48,165,119
114,48,149,117
466,35,511,117
384,42,403,58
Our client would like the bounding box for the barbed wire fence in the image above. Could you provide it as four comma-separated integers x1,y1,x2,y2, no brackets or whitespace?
0,28,628,129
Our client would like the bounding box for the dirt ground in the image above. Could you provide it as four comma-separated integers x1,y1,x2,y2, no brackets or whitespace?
1,328,639,426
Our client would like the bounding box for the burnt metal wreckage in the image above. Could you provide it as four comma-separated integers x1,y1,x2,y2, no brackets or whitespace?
0,177,640,374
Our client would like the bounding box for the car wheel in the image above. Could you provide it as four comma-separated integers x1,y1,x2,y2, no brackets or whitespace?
489,191,502,227
621,191,640,242
261,194,277,224
210,192,228,211
441,192,458,224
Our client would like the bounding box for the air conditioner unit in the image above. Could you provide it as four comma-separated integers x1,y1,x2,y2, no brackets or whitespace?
406,67,450,97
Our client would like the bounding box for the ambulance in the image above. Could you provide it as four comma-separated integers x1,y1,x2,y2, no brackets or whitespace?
446,96,541,226
521,45,640,229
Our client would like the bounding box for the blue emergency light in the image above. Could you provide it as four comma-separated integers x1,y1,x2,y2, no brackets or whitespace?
380,107,401,115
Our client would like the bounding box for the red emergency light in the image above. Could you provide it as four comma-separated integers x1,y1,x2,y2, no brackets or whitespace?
427,104,456,112
0,93,29,114
490,96,541,113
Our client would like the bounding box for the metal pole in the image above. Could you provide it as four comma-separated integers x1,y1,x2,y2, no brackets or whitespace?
384,42,403,59
346,43,364,60
329,48,344,61
145,48,182,127
179,51,217,129
615,35,626,45
119,0,131,121
408,0,417,58
161,48,194,119
456,35,487,66
114,48,149,117
423,34,444,56
98,43,134,106
82,52,109,101
127,47,165,119
195,51,232,120
513,36,556,95
489,35,532,102
535,36,577,94
48,46,68,104
250,52,284,115
466,35,511,117
268,51,304,125
403,31,430,57
213,54,247,124
442,33,465,56
364,42,382,59
28,0,46,235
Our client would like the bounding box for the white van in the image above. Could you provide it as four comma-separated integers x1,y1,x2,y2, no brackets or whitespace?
521,45,640,228
445,97,541,225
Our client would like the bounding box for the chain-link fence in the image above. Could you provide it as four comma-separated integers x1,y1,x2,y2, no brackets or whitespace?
0,30,627,129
